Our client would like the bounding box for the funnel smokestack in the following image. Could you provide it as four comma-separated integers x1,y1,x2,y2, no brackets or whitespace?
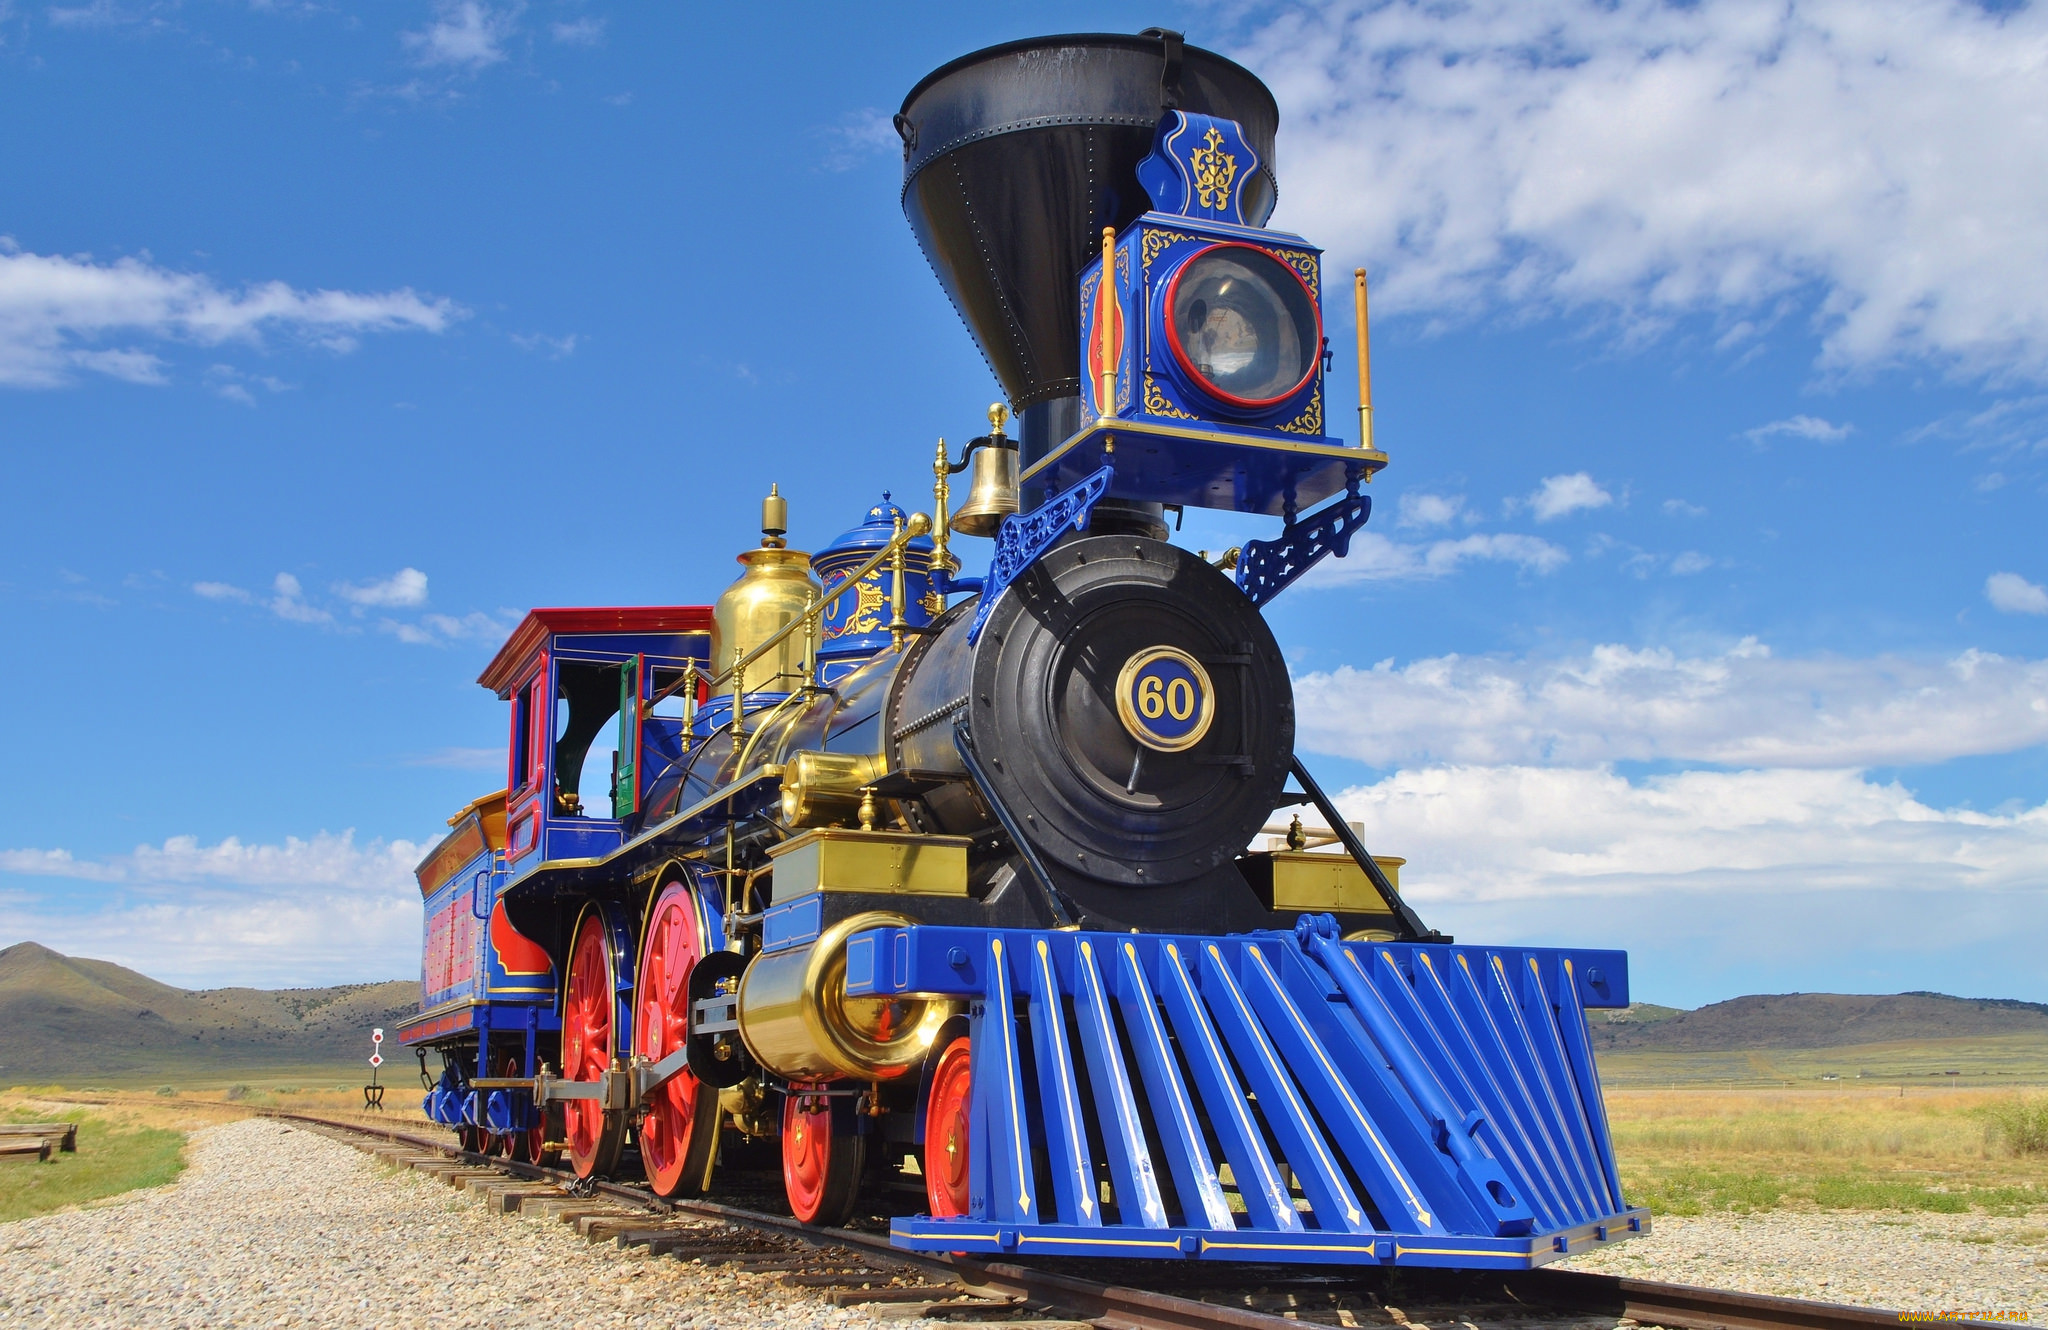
898,31,1279,525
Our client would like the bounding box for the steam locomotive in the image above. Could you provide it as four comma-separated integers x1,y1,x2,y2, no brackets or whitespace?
399,31,1647,1269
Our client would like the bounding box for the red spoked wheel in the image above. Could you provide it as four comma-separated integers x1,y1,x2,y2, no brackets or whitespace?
562,908,626,1179
782,1087,866,1226
922,1036,972,1218
634,879,722,1198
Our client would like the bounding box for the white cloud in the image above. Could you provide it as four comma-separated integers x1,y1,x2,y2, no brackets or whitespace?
1396,492,1466,528
334,567,428,609
402,0,517,69
1293,639,2048,768
267,571,331,624
1329,765,2048,992
1668,551,1714,576
192,580,250,602
510,331,578,358
1239,1,2048,380
1303,530,1569,586
1662,498,1708,518
550,15,603,46
1988,572,2048,616
0,830,427,986
820,108,899,172
407,746,501,770
1744,414,1854,445
1524,472,1613,522
205,363,292,406
1339,765,2048,905
381,609,514,647
0,239,459,388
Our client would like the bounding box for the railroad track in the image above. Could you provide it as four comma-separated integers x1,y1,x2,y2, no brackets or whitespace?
255,1108,1991,1330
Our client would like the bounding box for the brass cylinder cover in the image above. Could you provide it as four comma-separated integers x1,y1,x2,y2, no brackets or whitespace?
711,545,822,692
780,750,884,827
735,910,956,1082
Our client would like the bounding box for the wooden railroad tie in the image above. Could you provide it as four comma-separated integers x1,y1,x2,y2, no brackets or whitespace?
0,1122,78,1153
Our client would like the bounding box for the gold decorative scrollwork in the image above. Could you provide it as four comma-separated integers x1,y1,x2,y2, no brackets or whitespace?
1142,228,1199,277
1275,248,1320,292
1144,374,1200,421
920,587,945,616
1191,126,1239,212
833,577,887,636
1276,383,1324,436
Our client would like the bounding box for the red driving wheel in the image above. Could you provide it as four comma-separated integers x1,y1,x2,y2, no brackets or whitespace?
782,1087,866,1226
562,908,626,1178
922,1036,972,1217
634,878,722,1197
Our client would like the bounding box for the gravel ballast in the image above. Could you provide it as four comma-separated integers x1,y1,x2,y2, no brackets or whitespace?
4,1117,2045,1325
0,1118,911,1329
1559,1209,2048,1314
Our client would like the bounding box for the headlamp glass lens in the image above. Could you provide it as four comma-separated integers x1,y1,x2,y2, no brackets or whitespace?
1170,247,1317,405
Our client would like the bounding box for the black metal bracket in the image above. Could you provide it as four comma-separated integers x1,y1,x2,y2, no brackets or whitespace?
968,463,1114,644
1288,755,1445,943
954,724,1079,929
1235,486,1372,608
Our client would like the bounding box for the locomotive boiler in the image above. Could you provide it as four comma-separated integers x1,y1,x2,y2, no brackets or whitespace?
399,30,1647,1269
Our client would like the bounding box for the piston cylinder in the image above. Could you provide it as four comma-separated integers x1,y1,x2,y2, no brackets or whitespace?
735,910,956,1081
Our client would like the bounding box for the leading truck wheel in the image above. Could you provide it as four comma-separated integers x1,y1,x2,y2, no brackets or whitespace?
782,1088,865,1225
922,1036,972,1218
562,908,626,1179
634,878,721,1197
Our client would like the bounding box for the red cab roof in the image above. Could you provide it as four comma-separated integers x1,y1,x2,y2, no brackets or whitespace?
477,606,713,696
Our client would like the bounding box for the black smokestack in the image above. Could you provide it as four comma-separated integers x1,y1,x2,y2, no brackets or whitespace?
898,31,1279,529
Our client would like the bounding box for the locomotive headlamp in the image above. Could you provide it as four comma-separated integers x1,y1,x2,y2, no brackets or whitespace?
1166,243,1320,409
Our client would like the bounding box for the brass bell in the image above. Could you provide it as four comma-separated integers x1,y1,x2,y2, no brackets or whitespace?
949,442,1018,537
948,404,1019,538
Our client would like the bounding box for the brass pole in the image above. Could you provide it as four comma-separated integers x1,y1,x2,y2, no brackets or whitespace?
680,660,698,745
931,438,951,586
731,660,745,739
888,509,908,651
802,597,817,694
1354,267,1375,455
1097,226,1118,419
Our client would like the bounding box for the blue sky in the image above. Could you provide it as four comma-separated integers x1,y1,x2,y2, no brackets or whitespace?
2,1,2044,1006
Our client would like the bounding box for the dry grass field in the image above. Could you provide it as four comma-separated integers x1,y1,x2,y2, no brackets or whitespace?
1604,1085,2048,1217
6,1071,2045,1225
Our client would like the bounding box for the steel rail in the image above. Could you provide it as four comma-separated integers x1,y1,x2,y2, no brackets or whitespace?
262,1109,2001,1330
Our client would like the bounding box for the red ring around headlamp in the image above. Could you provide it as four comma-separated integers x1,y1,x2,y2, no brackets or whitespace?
1162,241,1323,410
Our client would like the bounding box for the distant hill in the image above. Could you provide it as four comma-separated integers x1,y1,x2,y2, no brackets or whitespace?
0,942,420,1083
1591,991,2048,1052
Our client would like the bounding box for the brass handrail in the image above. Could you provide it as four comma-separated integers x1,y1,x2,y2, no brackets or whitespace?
643,511,935,716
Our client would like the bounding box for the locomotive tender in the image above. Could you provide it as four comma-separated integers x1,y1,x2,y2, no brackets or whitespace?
400,31,1648,1269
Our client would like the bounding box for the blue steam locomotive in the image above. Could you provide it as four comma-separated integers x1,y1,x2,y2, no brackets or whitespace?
399,30,1647,1271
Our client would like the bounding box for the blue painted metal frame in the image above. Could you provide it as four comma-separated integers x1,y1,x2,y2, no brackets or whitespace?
847,919,1645,1269
1235,487,1372,607
966,464,1114,645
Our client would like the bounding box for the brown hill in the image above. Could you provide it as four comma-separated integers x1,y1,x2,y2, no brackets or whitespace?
1592,991,2048,1052
0,942,420,1082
